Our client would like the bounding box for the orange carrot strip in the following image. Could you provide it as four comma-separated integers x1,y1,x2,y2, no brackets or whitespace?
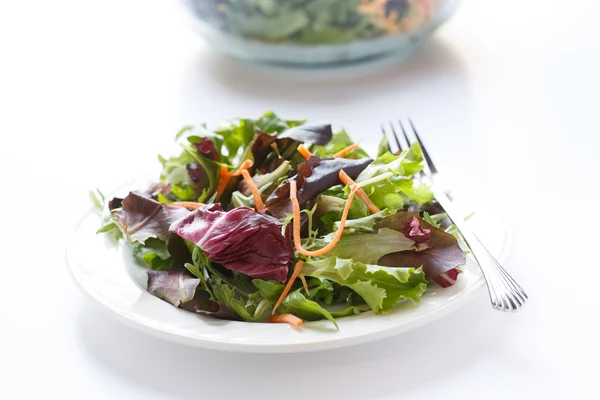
231,160,254,176
171,201,204,210
268,314,303,327
299,274,309,295
272,260,304,315
214,165,232,201
334,143,360,158
240,169,264,211
297,144,313,159
290,177,357,257
338,170,380,214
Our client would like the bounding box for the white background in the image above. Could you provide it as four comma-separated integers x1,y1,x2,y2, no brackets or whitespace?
0,0,598,399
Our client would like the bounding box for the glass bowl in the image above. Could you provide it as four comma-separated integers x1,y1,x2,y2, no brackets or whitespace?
181,0,460,65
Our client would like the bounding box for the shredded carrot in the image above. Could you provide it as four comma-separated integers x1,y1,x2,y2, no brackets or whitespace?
299,274,309,295
334,143,360,158
297,144,313,159
268,314,303,327
338,170,380,214
272,260,304,315
231,159,254,176
214,165,232,201
240,169,264,211
290,178,357,257
171,201,205,210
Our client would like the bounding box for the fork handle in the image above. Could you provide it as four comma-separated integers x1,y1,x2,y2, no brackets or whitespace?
433,190,528,312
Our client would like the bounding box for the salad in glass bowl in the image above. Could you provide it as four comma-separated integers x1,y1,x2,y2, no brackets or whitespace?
181,0,460,64
94,112,466,329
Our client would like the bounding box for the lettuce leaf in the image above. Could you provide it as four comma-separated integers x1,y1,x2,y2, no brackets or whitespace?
302,257,428,314
353,143,434,212
278,123,332,145
265,155,372,218
112,192,189,244
133,238,174,271
377,213,466,287
312,130,370,159
146,269,199,307
280,289,338,329
215,111,304,162
170,204,293,282
316,227,419,264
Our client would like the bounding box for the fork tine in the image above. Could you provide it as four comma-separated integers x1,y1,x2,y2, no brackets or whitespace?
398,120,412,150
389,122,404,152
409,119,438,174
381,125,393,153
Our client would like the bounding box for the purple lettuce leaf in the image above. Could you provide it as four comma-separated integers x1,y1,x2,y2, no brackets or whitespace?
147,269,200,307
376,212,465,287
250,132,295,171
265,155,373,218
278,123,333,145
192,137,221,162
112,191,189,243
169,205,293,282
147,269,235,317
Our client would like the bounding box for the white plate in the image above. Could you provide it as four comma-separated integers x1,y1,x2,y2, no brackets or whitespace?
67,180,512,353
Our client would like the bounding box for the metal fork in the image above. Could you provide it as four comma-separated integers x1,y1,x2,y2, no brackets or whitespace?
383,120,528,312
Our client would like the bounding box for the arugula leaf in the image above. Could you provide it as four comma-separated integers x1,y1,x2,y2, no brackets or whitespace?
422,211,441,228
211,277,271,322
89,189,105,212
252,279,284,302
334,208,394,233
302,257,428,314
280,290,338,329
133,238,174,271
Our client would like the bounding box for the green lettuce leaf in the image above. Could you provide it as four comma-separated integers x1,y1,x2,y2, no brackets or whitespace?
315,227,418,264
302,257,428,314
215,111,304,163
354,143,433,210
312,130,370,159
377,134,389,157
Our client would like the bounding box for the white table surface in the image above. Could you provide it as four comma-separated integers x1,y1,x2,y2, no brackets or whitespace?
0,0,598,398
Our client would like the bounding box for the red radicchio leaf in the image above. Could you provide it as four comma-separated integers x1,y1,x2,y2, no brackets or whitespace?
265,155,372,218
402,216,431,243
169,205,293,282
376,212,465,287
193,137,220,162
112,191,190,243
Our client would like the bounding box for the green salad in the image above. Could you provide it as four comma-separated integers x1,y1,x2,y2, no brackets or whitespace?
94,111,465,329
188,0,434,44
